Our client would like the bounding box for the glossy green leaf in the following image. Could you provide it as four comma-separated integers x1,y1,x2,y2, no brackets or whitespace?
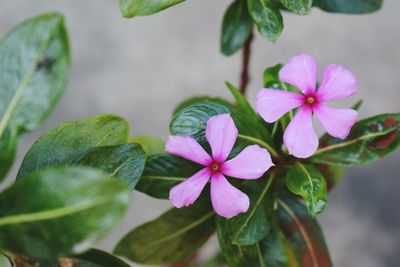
170,100,277,158
221,0,253,56
279,0,312,15
221,174,274,245
0,13,70,180
310,113,400,166
119,0,184,18
18,114,130,177
73,144,146,189
131,135,165,155
313,0,383,14
135,153,202,198
315,164,344,191
276,196,332,266
114,201,214,264
263,63,283,88
286,163,328,216
0,167,130,260
247,0,283,42
173,96,232,116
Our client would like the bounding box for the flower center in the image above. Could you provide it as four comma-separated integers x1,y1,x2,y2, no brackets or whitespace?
209,161,221,173
304,94,318,107
306,96,315,104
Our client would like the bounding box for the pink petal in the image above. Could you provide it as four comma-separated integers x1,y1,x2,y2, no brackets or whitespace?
165,136,212,165
314,104,358,139
206,114,238,162
279,53,317,94
222,145,273,179
317,64,357,102
283,106,318,158
256,89,304,123
169,168,211,208
210,173,249,218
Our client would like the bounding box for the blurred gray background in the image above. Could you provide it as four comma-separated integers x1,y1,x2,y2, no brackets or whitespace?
1,1,399,266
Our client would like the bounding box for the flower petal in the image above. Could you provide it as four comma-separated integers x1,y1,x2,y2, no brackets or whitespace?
317,64,357,102
314,104,358,139
283,106,318,158
279,53,317,94
256,89,304,123
206,114,238,162
222,145,273,179
210,173,249,218
165,136,212,165
169,168,211,208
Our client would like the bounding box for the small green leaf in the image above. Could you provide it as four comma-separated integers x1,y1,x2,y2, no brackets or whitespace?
119,0,184,18
279,0,312,15
313,0,383,14
221,0,253,56
276,196,332,266
0,13,70,180
310,113,400,166
221,174,274,245
114,202,214,264
18,114,130,177
286,163,328,216
131,135,165,155
315,164,344,191
0,166,130,260
73,144,146,189
247,0,283,42
263,63,283,88
136,153,202,199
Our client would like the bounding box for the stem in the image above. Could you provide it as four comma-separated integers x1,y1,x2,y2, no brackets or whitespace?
239,31,254,95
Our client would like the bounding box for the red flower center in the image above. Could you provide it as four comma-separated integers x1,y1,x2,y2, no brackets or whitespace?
304,94,318,107
209,161,222,173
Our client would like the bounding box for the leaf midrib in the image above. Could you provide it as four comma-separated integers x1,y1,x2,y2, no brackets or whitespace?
314,129,397,155
143,211,214,248
0,199,106,226
277,199,318,267
233,174,274,243
297,163,315,210
0,25,57,139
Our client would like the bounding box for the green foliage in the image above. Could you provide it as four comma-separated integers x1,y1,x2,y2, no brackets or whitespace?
131,135,165,155
17,115,146,189
119,0,184,18
0,13,70,180
313,0,383,14
247,0,283,42
279,0,312,15
0,167,130,260
114,201,214,264
310,113,400,166
136,153,201,198
286,163,328,216
221,0,253,56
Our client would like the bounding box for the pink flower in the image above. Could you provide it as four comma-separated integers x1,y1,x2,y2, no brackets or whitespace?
256,54,358,158
165,114,273,218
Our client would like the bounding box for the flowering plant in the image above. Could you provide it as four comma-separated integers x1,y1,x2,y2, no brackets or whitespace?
0,1,398,267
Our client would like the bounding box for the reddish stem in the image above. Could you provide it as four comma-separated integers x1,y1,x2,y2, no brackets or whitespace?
239,31,254,95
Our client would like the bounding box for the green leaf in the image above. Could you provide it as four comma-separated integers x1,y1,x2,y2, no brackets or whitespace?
170,100,277,158
136,153,202,199
0,13,70,180
310,113,400,166
276,196,332,266
173,96,233,116
119,0,184,18
313,0,383,14
38,249,130,267
286,163,328,216
315,164,344,191
225,81,256,118
247,0,283,42
17,114,130,177
0,166,130,260
221,174,274,245
114,202,214,264
131,135,165,155
279,0,312,15
221,0,253,56
263,63,283,88
73,144,146,189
